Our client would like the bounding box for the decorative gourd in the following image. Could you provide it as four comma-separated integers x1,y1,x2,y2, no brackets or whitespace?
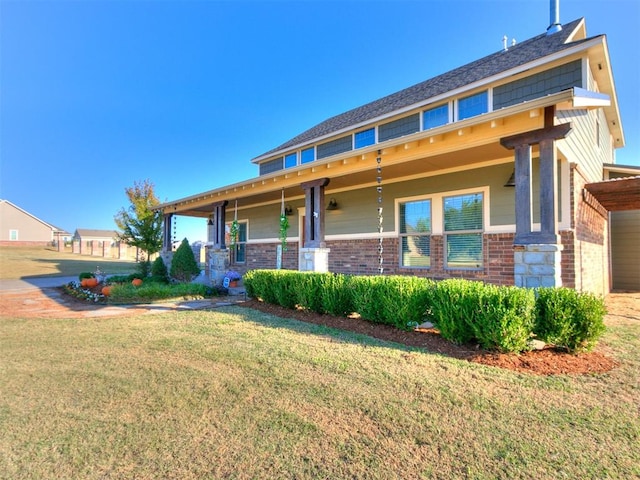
101,286,112,296
132,278,143,287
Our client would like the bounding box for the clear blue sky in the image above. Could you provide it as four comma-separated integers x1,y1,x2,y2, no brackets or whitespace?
2,0,639,243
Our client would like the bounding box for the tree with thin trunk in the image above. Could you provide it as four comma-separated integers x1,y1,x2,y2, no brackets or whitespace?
114,179,163,274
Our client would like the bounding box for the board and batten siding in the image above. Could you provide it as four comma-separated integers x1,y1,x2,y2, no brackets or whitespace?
611,210,640,290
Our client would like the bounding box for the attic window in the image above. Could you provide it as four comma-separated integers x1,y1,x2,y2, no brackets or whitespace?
355,128,375,149
301,147,315,164
423,104,449,130
285,152,297,168
458,91,488,121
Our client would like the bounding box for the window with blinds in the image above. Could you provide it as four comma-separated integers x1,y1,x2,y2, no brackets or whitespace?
443,193,483,269
399,199,431,268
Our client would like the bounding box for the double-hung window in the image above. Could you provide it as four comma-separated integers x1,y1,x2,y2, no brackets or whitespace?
443,193,483,269
399,199,431,267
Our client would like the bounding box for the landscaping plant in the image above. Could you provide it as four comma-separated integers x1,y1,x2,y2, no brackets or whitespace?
170,238,201,282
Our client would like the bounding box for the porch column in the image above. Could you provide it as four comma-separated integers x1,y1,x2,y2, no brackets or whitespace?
211,201,229,249
162,214,173,252
300,178,330,272
501,106,571,288
206,200,229,286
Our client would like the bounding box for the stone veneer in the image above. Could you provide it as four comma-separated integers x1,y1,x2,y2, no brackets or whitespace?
514,243,563,288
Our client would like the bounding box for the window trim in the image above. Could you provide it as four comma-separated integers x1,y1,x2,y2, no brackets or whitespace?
443,191,484,270
396,187,489,270
399,198,432,269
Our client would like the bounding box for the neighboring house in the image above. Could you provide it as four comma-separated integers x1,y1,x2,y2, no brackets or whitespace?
156,14,640,294
0,199,70,246
72,229,118,255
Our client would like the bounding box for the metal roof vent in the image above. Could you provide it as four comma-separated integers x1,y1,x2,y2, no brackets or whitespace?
547,0,562,35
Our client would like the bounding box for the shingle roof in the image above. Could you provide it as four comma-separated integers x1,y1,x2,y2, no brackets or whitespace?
255,18,592,160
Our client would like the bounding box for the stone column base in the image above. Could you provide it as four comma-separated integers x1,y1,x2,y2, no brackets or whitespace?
299,247,330,273
514,243,563,288
206,247,230,286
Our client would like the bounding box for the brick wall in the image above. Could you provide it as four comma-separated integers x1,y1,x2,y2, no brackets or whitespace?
568,166,610,295
241,228,589,290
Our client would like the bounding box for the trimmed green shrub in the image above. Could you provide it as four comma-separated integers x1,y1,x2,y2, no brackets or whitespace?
271,270,300,309
295,273,325,313
150,256,169,283
350,276,387,325
170,238,200,282
428,279,481,344
535,287,606,352
472,285,535,352
320,273,355,317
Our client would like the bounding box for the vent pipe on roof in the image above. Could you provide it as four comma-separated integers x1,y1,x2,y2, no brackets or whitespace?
547,0,562,35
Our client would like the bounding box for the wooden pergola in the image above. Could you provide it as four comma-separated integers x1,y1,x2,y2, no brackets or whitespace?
585,176,640,211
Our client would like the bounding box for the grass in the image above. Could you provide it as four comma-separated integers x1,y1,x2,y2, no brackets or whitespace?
1,308,639,479
0,246,137,280
1,247,639,478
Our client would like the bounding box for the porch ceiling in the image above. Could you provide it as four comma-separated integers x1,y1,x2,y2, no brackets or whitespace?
585,176,640,211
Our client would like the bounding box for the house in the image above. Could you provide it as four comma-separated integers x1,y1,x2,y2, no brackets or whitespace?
0,199,70,247
156,12,640,294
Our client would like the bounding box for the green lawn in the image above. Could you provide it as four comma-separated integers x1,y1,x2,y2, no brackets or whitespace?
1,308,638,479
0,246,136,280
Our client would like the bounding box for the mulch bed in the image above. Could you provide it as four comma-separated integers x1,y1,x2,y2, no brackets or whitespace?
239,299,619,376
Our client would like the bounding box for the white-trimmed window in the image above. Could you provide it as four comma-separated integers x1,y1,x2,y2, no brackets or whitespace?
457,91,488,121
399,199,431,268
423,104,449,130
443,192,483,269
9,229,18,241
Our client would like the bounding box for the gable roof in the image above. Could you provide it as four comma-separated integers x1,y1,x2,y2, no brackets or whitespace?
74,229,118,239
253,18,595,162
0,199,68,234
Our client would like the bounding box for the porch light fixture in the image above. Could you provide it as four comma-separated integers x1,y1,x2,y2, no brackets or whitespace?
326,198,339,210
284,205,294,216
207,217,214,225
504,171,516,187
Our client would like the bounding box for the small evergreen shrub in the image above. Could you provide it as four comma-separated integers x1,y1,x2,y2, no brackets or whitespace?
320,273,355,317
428,279,481,344
350,276,388,325
296,273,325,313
136,259,151,279
535,287,606,352
150,256,169,283
272,270,299,309
170,238,200,282
471,285,536,352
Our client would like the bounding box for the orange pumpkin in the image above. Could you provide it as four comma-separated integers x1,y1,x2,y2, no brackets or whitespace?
101,286,112,296
85,278,98,288
80,278,89,288
132,278,143,287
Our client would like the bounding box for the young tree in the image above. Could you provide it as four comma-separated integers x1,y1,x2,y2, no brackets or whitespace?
114,179,163,271
170,238,200,282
